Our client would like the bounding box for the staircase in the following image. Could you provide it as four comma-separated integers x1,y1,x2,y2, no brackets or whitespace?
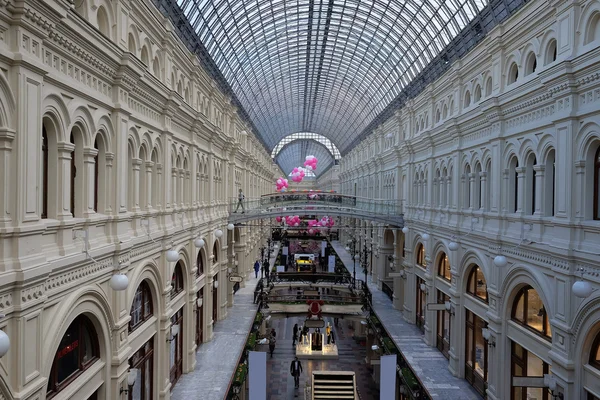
311,371,357,399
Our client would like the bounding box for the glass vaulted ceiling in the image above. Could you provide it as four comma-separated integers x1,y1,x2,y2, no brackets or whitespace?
176,0,488,153
276,139,335,179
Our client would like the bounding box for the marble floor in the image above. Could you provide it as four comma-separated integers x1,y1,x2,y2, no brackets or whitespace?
330,241,482,400
263,316,379,400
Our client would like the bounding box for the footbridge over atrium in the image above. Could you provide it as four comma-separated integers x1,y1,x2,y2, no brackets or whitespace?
228,193,404,227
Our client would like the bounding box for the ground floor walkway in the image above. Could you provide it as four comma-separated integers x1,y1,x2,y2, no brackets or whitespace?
330,241,481,400
170,247,277,400
262,316,378,399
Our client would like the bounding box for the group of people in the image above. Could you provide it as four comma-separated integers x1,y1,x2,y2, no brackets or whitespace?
291,323,335,346
253,259,271,279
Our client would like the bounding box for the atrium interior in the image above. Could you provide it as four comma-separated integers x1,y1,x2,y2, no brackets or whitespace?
0,0,600,399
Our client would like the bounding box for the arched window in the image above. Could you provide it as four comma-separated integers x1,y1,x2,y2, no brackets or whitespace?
129,280,153,332
545,39,557,65
485,77,492,97
437,252,451,281
153,57,160,77
464,90,471,108
197,250,204,275
545,150,556,217
47,315,99,397
585,13,600,45
591,331,600,369
93,139,99,212
96,6,110,38
508,63,519,84
466,265,488,303
141,45,149,66
594,147,600,220
526,154,537,215
128,33,136,54
525,52,537,76
509,157,519,213
474,85,481,102
171,262,184,300
42,126,49,219
442,104,448,119
511,285,552,339
415,243,426,268
213,242,219,263
69,133,76,216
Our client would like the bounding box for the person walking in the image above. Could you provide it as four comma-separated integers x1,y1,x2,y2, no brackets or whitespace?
268,334,276,358
234,188,245,213
292,323,299,346
290,356,303,388
254,260,260,278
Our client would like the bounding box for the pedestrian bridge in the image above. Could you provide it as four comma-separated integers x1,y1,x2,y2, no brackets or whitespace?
227,192,404,226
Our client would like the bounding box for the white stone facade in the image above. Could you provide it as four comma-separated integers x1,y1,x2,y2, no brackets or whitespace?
340,1,600,399
0,0,273,399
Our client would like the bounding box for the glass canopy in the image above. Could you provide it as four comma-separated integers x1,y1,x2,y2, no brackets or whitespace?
271,132,341,159
276,139,335,178
175,0,489,154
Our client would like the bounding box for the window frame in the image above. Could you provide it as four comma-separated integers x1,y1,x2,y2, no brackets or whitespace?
437,252,451,281
436,290,451,359
129,280,154,333
170,262,184,300
46,315,99,398
594,146,600,220
129,338,154,400
416,276,426,333
590,331,600,369
465,309,488,397
416,243,426,268
42,126,49,219
466,265,488,303
511,285,552,340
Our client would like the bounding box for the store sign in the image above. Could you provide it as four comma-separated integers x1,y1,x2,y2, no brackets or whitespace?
57,340,79,359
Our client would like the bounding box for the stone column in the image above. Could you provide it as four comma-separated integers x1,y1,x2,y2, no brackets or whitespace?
0,128,15,226
57,142,75,219
83,147,99,217
104,152,115,214
156,163,163,209
479,171,487,211
131,158,142,212
533,165,544,215
145,161,154,210
446,176,452,210
516,166,526,214
469,172,476,209
171,167,178,210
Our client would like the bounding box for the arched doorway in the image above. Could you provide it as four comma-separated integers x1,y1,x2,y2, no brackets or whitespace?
212,278,218,323
196,287,204,346
128,279,155,400
169,262,185,386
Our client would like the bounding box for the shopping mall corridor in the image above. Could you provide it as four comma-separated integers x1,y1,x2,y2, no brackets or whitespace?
263,316,379,400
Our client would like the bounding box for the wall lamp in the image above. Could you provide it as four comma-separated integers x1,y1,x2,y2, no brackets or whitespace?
166,324,180,343
481,328,496,347
444,301,455,316
544,374,564,400
120,368,138,395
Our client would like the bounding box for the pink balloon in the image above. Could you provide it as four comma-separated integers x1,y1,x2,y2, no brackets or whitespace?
276,216,282,222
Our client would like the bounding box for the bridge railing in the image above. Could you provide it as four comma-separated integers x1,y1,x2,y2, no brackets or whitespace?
266,293,363,304
229,192,403,216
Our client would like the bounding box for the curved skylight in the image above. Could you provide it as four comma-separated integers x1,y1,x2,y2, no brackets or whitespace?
175,0,488,153
271,132,341,159
275,140,334,178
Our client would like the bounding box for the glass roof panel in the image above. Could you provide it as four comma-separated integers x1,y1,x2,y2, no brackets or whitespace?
174,0,490,153
275,139,335,179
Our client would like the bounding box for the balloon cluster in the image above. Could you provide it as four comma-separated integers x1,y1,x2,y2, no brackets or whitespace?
305,216,335,234
290,167,306,183
304,155,318,171
275,177,289,192
285,215,301,226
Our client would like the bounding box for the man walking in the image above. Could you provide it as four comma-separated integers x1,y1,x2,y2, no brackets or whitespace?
234,188,245,213
268,333,276,358
292,323,299,346
254,260,260,278
290,356,303,388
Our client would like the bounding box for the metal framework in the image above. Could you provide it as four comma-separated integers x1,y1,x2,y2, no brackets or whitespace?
276,139,335,177
158,0,527,155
